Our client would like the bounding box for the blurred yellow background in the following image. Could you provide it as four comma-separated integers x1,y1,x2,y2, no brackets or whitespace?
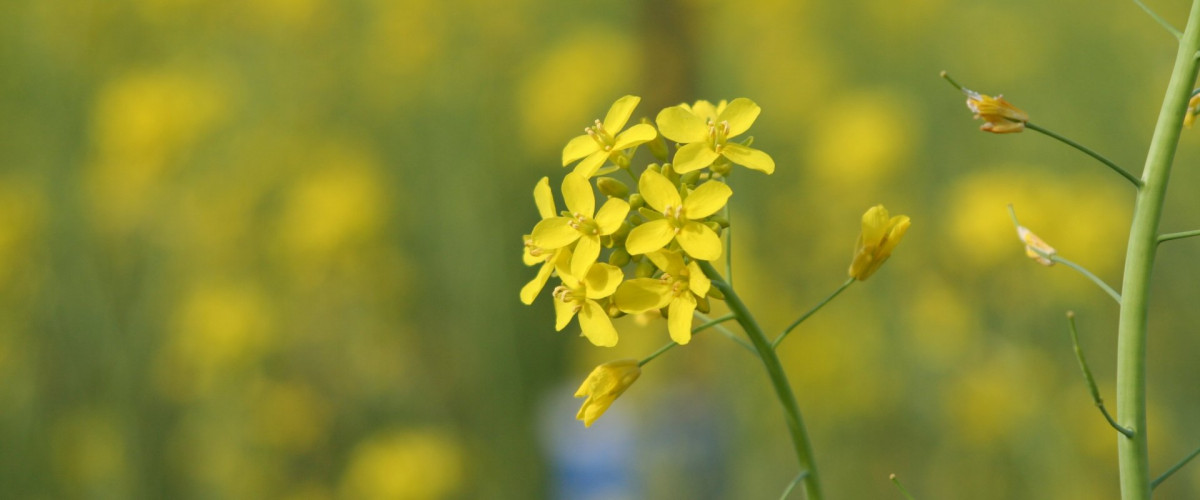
2,0,1200,498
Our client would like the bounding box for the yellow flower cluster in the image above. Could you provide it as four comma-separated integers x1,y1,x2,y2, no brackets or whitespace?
521,95,775,347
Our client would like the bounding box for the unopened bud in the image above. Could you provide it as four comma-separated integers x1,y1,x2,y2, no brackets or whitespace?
595,177,630,199
705,221,723,233
680,170,701,186
635,257,656,278
706,286,725,301
611,221,632,242
646,163,661,174
609,247,631,267
628,193,645,210
695,295,711,314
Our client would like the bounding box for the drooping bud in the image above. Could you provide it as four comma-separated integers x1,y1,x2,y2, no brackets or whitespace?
575,359,642,428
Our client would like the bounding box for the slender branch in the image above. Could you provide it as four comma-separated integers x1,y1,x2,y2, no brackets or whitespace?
1066,312,1135,438
694,311,757,355
725,187,734,288
700,260,825,500
779,470,810,500
890,474,918,500
772,277,856,349
1151,443,1200,489
1024,122,1144,188
638,313,738,366
1135,0,1184,39
1051,255,1123,303
1158,228,1200,243
1116,2,1200,497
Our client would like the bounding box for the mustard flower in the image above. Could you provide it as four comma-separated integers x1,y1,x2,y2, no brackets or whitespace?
531,173,631,278
575,359,641,427
655,97,775,174
1016,226,1056,266
965,90,1028,134
562,95,659,178
521,177,567,305
848,205,910,281
1185,93,1200,128
624,169,730,261
552,259,624,347
613,249,711,344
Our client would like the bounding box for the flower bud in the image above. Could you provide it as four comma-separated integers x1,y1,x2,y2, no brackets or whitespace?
635,257,656,278
575,359,642,428
609,247,632,267
628,193,645,210
707,286,725,300
596,177,630,199
849,205,911,281
680,170,702,187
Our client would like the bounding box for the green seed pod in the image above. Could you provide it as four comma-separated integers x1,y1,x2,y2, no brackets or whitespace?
609,247,631,267
595,177,630,199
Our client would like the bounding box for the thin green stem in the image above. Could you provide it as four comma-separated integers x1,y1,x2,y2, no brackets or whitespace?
1158,228,1200,243
1135,0,1183,39
1116,2,1200,498
638,313,738,367
779,470,810,500
1151,443,1200,489
1066,312,1135,438
700,260,824,500
890,474,918,500
1024,122,1143,187
694,311,757,355
1051,256,1122,303
772,277,856,349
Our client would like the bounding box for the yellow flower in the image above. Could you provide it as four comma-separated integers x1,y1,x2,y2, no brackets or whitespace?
849,205,910,280
655,97,775,174
552,259,624,347
562,96,659,178
624,169,730,260
575,359,641,427
522,177,565,305
613,249,710,344
1184,93,1200,129
531,173,630,278
965,90,1028,134
1016,226,1056,266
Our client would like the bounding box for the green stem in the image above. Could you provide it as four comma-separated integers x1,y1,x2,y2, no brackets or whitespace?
1116,2,1200,498
779,470,810,500
890,474,918,500
1066,312,1134,438
772,277,856,349
1024,122,1143,188
695,311,758,355
1152,443,1200,489
638,313,737,367
699,261,824,500
1158,228,1200,243
1135,0,1183,39
1051,256,1122,303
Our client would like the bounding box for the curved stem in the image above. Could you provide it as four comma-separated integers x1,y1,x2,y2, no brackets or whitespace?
1066,312,1134,438
772,277,856,349
1051,255,1122,303
699,261,824,500
779,470,810,500
1116,2,1200,498
1024,122,1143,188
638,313,737,367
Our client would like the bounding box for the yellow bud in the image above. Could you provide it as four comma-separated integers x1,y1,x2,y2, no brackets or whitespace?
575,359,641,427
595,177,630,199
646,163,662,174
848,205,911,281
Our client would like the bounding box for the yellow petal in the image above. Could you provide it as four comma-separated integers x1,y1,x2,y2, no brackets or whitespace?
721,143,775,174
584,262,624,299
719,98,761,137
637,169,681,213
522,239,541,266
676,222,722,260
571,235,601,279
614,278,672,313
655,105,710,143
613,123,657,150
554,294,577,331
682,180,732,219
686,260,710,296
667,294,697,344
579,301,618,347
562,172,596,217
563,134,599,165
531,217,580,249
689,100,721,122
602,95,641,133
594,198,630,235
879,215,911,256
625,219,675,255
860,205,890,246
533,176,556,219
672,142,721,174
645,248,682,274
572,150,609,178
520,260,556,305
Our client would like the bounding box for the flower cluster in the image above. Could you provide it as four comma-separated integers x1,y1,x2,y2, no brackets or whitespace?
521,96,774,347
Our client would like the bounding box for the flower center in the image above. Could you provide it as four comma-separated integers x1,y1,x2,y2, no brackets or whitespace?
706,119,731,153
552,284,586,312
585,119,616,152
662,204,687,232
660,272,689,298
566,212,601,235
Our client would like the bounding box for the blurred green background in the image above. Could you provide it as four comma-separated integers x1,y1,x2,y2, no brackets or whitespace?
2,0,1200,498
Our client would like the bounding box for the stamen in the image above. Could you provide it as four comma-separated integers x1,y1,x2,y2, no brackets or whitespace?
721,120,730,136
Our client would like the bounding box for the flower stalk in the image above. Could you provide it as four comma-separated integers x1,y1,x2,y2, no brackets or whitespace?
1116,1,1200,497
699,260,824,500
